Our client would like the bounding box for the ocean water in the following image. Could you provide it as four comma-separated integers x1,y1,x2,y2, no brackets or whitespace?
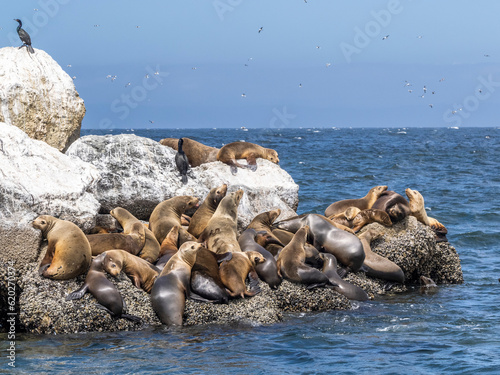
5,127,500,374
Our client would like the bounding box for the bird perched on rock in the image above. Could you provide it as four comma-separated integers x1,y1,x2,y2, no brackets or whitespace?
175,138,190,184
14,19,34,54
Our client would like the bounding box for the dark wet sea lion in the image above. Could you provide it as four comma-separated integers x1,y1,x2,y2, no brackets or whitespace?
219,251,265,298
371,191,410,223
276,226,335,288
33,215,91,280
324,185,388,217
160,137,219,167
188,183,228,238
217,141,280,174
357,229,405,283
149,195,199,244
102,250,160,293
190,248,231,304
150,241,204,326
66,253,141,322
238,229,282,289
320,253,369,301
274,214,365,273
199,190,244,254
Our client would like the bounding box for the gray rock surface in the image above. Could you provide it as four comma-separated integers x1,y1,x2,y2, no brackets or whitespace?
0,122,100,269
0,47,85,152
66,134,299,226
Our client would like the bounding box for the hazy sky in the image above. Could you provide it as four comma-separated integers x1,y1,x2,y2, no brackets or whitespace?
2,1,500,129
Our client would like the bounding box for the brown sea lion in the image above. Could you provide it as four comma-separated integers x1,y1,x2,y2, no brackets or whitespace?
351,209,393,233
320,253,369,301
33,215,91,280
405,188,448,242
276,226,335,288
219,251,265,298
102,250,160,293
274,214,365,274
199,189,244,254
238,229,283,289
178,227,198,247
217,141,280,174
86,233,143,257
357,229,405,283
190,248,232,304
419,275,438,294
371,191,410,223
188,183,228,238
324,185,388,217
66,253,141,322
160,137,219,167
247,209,283,255
140,226,162,264
156,226,180,270
149,195,199,244
150,241,204,326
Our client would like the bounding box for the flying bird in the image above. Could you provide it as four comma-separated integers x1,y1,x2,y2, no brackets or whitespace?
258,27,263,33
382,35,389,40
175,138,190,184
14,19,34,53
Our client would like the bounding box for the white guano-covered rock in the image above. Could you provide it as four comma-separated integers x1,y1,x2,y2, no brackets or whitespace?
66,134,299,225
0,122,100,267
0,47,85,152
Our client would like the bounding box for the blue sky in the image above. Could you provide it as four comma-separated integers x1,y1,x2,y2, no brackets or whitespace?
2,1,500,129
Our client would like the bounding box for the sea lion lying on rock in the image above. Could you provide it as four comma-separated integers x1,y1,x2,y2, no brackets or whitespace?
217,141,280,174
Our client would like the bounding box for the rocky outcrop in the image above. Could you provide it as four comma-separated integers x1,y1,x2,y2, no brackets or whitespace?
0,122,100,270
0,47,85,152
66,134,299,227
12,218,462,334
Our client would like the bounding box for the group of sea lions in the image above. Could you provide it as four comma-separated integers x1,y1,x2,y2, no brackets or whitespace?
31,138,447,326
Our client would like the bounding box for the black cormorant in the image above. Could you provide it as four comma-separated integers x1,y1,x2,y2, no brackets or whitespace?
175,138,190,184
14,19,34,54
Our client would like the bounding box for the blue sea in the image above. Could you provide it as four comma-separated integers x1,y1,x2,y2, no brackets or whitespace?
5,127,500,374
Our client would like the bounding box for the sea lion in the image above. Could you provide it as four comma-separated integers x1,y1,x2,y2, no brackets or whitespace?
102,250,160,293
419,275,438,294
199,189,244,254
247,209,283,255
276,226,335,288
324,185,388,217
405,188,448,242
66,253,141,322
156,226,180,270
274,214,365,273
188,183,228,238
160,137,219,167
350,209,393,232
238,229,282,289
86,233,143,257
149,195,199,244
178,227,198,247
327,207,361,229
190,248,232,304
175,138,190,184
371,191,410,223
357,229,405,283
33,215,91,280
109,207,154,261
216,141,280,174
219,251,265,298
319,253,369,301
150,241,204,326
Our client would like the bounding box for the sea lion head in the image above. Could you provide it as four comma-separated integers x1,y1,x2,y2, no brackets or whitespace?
102,251,123,277
110,207,133,221
405,188,424,212
232,189,244,205
246,251,265,266
265,149,280,164
213,183,228,205
371,185,388,196
178,241,204,265
344,207,361,220
32,215,56,235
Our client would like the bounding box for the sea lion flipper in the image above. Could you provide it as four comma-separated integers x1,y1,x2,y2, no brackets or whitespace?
132,275,142,289
121,314,142,323
38,263,50,276
66,284,89,300
188,291,214,303
247,270,261,294
215,252,232,264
